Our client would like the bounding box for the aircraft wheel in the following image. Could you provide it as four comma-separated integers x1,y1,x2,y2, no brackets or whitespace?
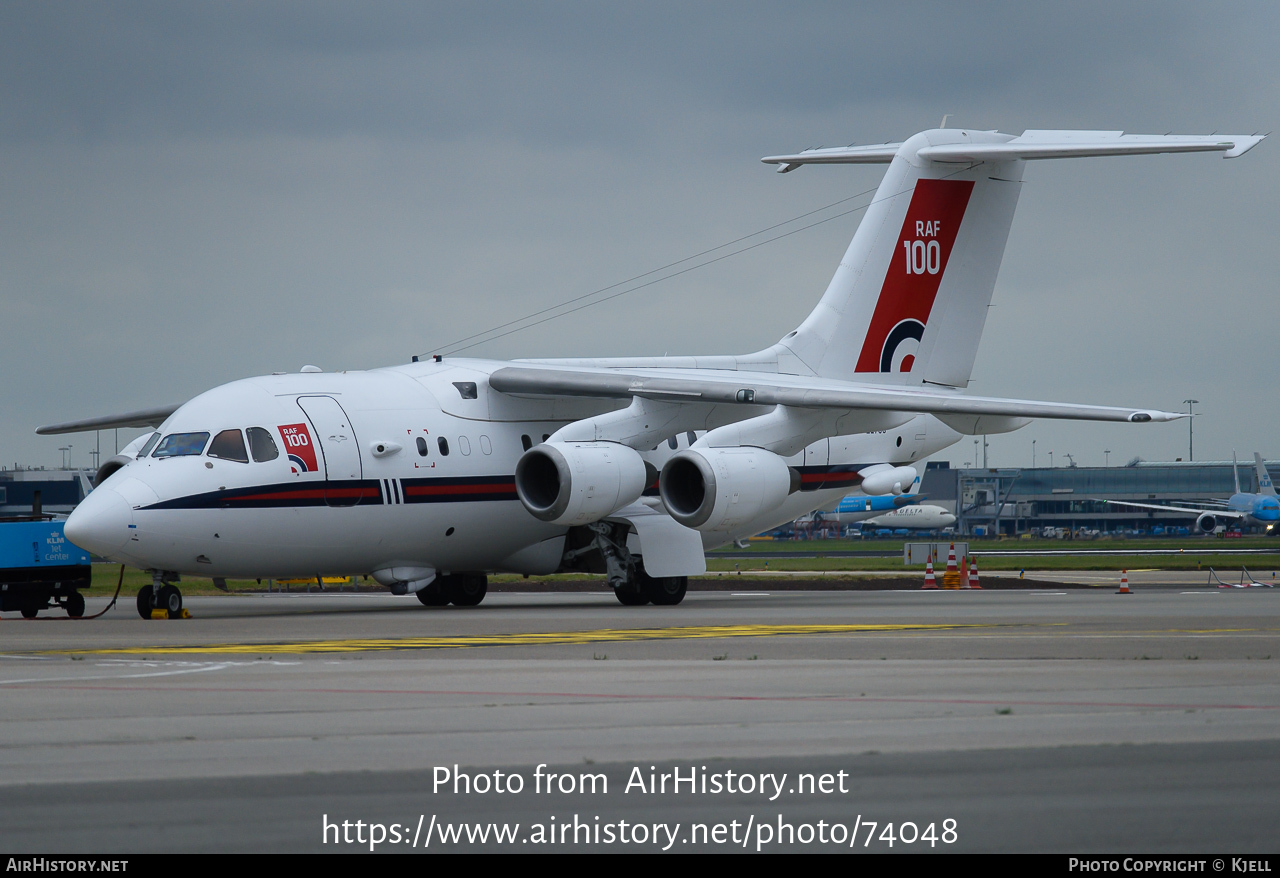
158,584,183,617
136,585,154,619
20,604,39,619
614,586,650,606
447,574,487,607
647,575,688,606
415,582,449,607
64,592,86,618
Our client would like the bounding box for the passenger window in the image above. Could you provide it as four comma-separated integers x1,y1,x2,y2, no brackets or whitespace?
247,427,279,462
153,432,210,458
437,437,450,456
416,436,429,457
459,436,472,456
521,434,532,451
208,429,249,463
138,433,161,458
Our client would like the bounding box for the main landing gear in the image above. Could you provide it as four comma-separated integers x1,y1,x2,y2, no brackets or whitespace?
576,521,688,607
613,564,688,607
416,573,488,608
137,571,184,619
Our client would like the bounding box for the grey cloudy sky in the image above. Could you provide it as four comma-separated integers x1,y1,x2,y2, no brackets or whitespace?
2,2,1276,470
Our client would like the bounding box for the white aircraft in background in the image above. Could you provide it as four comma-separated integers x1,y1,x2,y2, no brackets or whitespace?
41,127,1261,617
816,473,954,530
860,504,956,531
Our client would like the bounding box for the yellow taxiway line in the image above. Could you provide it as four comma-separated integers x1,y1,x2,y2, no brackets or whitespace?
43,622,1004,655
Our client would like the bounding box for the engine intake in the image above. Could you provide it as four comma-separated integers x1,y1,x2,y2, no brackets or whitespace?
1196,512,1219,533
659,446,799,533
515,441,650,526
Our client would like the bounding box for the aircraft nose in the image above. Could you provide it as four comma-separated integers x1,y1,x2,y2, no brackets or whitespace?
65,487,133,556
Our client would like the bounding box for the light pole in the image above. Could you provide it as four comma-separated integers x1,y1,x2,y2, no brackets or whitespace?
1183,400,1199,461
1048,450,1054,468
1032,439,1036,468
58,446,69,469
1105,449,1111,467
983,436,989,468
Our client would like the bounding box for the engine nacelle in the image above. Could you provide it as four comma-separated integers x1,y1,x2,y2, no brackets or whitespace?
515,441,650,526
858,464,918,496
1196,512,1219,533
659,446,799,533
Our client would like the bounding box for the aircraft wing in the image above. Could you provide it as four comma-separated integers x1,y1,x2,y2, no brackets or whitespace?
489,365,1184,424
1102,500,1247,519
36,405,182,436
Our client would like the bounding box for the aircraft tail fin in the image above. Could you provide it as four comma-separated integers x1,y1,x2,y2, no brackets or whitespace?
1254,453,1275,496
1234,450,1242,494
760,129,1264,387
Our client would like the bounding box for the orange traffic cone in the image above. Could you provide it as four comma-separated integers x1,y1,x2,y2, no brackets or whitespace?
969,557,982,590
1116,570,1131,594
922,557,939,589
960,555,971,589
943,543,961,589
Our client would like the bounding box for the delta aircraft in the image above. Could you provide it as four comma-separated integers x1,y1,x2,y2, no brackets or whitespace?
818,474,955,530
1106,452,1280,533
41,127,1262,617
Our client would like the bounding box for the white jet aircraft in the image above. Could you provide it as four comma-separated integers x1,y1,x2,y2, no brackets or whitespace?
860,504,956,531
42,127,1262,617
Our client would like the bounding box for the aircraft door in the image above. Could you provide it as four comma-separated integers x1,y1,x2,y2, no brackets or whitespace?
297,396,365,507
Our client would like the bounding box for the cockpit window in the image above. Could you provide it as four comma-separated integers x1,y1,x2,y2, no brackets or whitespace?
152,432,210,458
137,432,161,458
208,429,249,463
247,427,279,462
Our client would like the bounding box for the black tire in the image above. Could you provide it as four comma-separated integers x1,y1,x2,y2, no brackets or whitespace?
136,585,154,619
64,591,86,618
20,604,39,619
647,575,688,606
158,584,182,617
447,574,488,607
415,582,449,606
614,586,650,606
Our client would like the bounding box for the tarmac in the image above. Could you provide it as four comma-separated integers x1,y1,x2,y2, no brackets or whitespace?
1,584,1277,853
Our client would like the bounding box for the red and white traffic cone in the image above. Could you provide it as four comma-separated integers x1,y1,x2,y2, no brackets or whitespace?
969,557,982,590
943,543,961,589
1116,570,1131,594
922,558,939,590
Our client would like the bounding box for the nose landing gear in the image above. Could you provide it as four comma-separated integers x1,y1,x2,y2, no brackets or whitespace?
137,572,186,619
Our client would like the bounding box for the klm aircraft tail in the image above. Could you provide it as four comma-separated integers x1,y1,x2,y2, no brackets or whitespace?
1254,453,1276,496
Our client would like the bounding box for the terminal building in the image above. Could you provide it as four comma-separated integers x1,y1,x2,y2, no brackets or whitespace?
0,469,94,518
919,459,1280,536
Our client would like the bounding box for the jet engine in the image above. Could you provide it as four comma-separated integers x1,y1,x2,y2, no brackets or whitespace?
515,441,651,526
858,464,918,496
659,446,800,533
1196,512,1219,534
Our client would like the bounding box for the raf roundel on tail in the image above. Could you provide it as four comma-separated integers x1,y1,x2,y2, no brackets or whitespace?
856,179,973,374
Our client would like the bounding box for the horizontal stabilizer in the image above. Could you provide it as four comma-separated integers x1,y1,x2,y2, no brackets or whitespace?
761,131,1264,170
919,131,1265,163
761,143,903,169
36,405,181,435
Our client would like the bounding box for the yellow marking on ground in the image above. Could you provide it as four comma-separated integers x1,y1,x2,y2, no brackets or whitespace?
43,623,1002,656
